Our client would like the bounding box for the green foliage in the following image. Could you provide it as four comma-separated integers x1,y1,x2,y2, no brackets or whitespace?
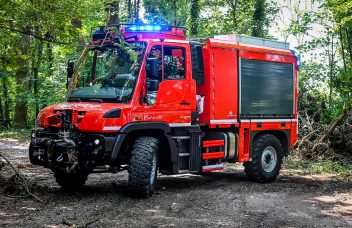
188,0,200,36
196,0,278,38
0,0,350,136
284,159,352,179
0,128,30,138
143,0,188,25
0,0,109,127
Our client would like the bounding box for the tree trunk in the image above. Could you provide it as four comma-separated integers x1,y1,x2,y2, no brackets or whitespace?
14,29,30,128
339,26,347,71
328,33,335,104
0,91,3,126
319,105,350,143
33,39,44,120
251,0,266,38
173,0,177,26
345,27,352,64
40,43,53,109
127,0,133,22
227,0,238,29
189,0,200,36
3,80,10,128
107,1,120,25
135,0,140,22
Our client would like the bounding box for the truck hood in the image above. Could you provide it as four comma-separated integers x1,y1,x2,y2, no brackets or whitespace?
36,102,131,132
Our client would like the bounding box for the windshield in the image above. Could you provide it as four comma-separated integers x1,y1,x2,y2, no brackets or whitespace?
68,42,146,103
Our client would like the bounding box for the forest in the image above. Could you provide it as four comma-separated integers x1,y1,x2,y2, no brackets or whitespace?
1,0,351,169
0,0,351,226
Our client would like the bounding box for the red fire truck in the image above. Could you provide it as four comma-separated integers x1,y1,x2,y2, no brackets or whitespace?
29,24,299,197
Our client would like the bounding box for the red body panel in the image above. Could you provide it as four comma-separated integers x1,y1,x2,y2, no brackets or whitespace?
36,102,136,133
198,43,238,127
37,29,299,165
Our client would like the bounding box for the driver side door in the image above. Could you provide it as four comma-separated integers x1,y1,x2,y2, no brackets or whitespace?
143,42,195,126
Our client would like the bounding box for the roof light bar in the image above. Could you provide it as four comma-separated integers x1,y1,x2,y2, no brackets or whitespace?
124,24,172,32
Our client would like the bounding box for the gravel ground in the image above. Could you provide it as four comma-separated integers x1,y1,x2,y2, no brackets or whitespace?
0,138,351,227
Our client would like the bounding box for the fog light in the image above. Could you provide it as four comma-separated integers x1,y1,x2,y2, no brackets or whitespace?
32,132,36,138
94,139,100,145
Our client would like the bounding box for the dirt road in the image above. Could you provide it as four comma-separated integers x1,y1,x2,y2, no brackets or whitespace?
0,138,351,227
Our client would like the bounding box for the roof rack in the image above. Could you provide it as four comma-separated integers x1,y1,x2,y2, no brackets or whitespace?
214,34,290,49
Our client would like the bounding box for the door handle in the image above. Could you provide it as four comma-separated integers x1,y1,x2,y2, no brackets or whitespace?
180,101,190,105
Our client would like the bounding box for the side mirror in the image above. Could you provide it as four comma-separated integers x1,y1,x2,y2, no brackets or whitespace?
146,80,159,91
146,58,158,79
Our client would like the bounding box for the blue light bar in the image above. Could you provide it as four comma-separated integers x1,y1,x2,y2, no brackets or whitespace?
124,24,172,32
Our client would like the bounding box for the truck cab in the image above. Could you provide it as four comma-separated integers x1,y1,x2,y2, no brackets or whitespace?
30,24,299,197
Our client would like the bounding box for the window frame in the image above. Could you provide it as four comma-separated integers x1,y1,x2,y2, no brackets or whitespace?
147,44,187,81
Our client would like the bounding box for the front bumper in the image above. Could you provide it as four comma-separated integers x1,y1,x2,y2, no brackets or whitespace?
30,128,117,170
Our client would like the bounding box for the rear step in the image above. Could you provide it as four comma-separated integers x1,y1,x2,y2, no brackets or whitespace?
202,164,224,172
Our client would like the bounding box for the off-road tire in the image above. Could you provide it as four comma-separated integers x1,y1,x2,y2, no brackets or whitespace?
54,170,88,189
244,134,283,183
128,136,159,198
29,142,43,165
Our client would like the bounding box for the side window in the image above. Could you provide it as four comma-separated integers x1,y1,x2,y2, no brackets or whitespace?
148,45,162,82
164,46,185,80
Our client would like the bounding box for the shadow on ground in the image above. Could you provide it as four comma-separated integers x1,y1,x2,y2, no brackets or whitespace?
1,138,351,227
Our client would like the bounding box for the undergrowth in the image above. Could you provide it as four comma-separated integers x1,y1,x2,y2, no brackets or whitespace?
0,128,31,138
283,156,352,182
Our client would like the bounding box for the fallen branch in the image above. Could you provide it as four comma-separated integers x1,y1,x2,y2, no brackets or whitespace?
0,152,42,203
318,106,350,143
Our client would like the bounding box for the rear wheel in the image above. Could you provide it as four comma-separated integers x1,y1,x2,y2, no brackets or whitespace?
244,134,283,183
128,136,159,198
54,170,88,189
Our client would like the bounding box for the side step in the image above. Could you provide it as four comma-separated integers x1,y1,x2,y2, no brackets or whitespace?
201,140,225,172
203,140,224,148
202,152,224,160
202,140,225,160
202,164,224,172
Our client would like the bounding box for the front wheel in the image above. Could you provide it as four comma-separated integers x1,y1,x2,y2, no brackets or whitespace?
244,134,284,183
128,136,159,198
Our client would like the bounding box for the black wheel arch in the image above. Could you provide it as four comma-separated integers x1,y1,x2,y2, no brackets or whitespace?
250,130,290,157
110,122,178,174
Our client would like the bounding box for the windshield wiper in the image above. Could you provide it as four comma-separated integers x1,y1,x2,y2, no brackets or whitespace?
68,98,81,102
89,99,103,103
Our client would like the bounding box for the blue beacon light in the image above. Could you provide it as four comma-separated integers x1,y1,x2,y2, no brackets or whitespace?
125,24,166,32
